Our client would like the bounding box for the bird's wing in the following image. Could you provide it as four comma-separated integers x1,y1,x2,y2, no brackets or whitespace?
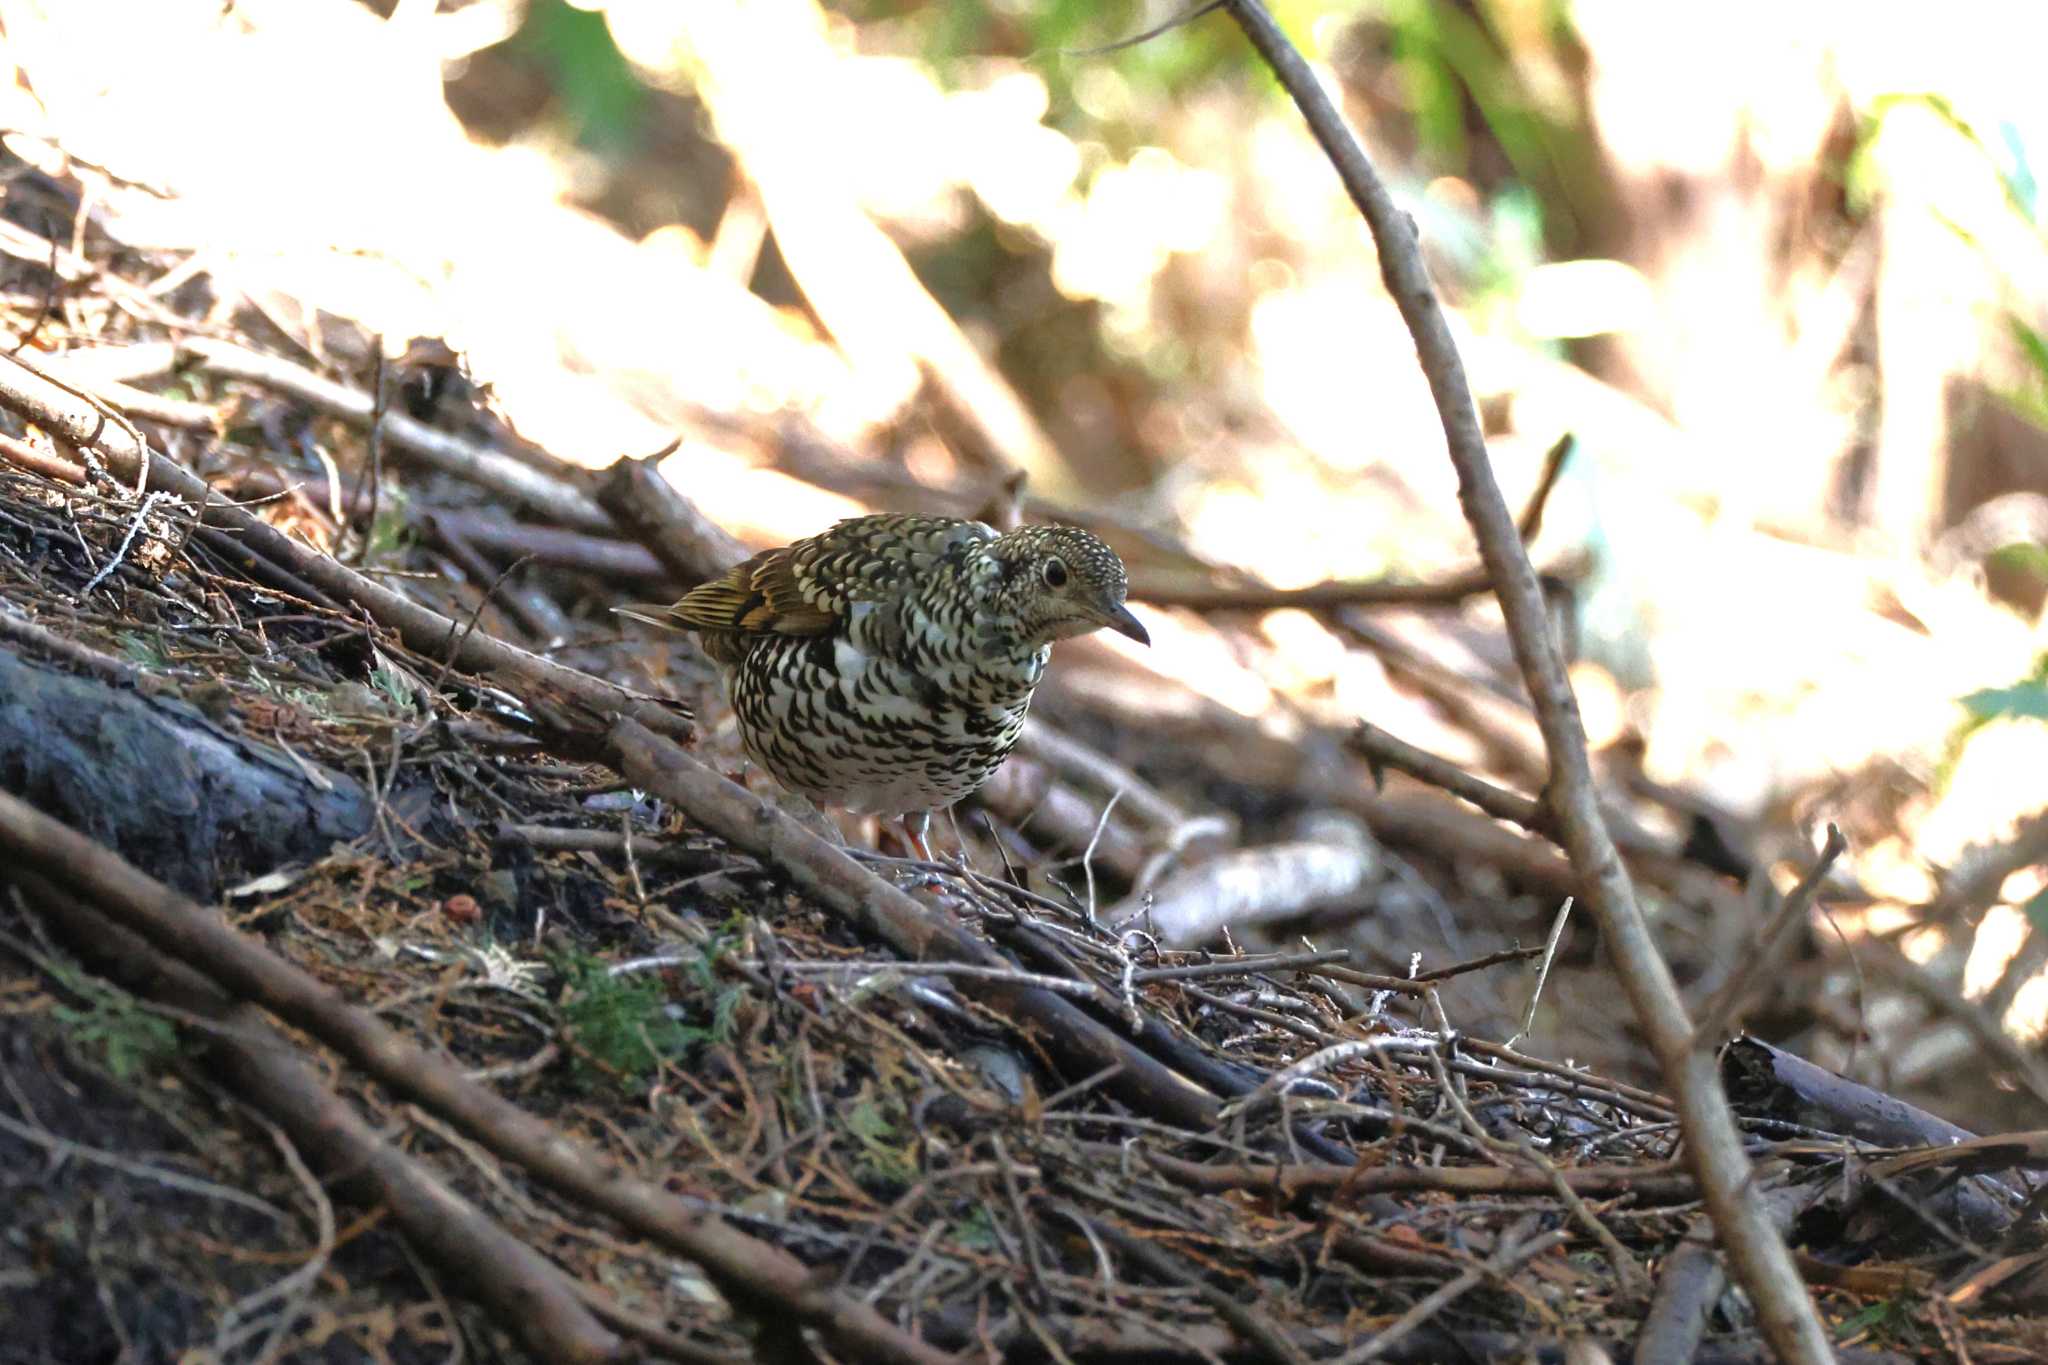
662,514,993,638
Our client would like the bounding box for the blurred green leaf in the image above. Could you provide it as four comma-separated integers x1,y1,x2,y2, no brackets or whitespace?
1962,679,2048,722
514,0,647,153
2011,315,2048,387
2024,886,2048,937
1987,541,2048,581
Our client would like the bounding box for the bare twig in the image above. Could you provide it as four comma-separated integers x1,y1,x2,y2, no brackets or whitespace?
1104,816,1376,943
1924,806,2048,924
1130,947,1351,982
1119,1145,1697,1204
1075,1209,1314,1365
1217,3,1833,1356
1692,825,1848,1046
1506,897,1573,1049
1132,433,1579,613
0,429,88,484
339,344,387,565
1351,720,1546,832
608,717,1225,1130
16,879,621,1364
592,447,751,585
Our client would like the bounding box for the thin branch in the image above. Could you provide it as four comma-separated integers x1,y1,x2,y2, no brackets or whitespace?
1351,719,1546,832
1216,4,1834,1357
1506,897,1573,1050
1692,825,1848,1046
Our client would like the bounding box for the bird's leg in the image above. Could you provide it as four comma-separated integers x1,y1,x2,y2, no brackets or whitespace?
877,813,930,862
905,810,935,863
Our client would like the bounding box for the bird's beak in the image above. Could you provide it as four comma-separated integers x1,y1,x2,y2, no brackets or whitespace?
1103,603,1150,646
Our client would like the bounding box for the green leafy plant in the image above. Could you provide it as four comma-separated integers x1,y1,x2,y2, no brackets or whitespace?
951,1204,999,1250
53,978,178,1081
845,1089,917,1186
557,953,693,1089
116,631,167,669
510,0,648,154
360,491,414,564
555,931,743,1090
1945,651,2048,795
1855,95,2048,433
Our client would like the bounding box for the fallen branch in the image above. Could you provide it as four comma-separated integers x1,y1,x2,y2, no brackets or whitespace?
1351,719,1546,832
0,788,951,1365
1104,814,1377,943
18,874,623,1364
1691,824,1847,1046
593,450,752,585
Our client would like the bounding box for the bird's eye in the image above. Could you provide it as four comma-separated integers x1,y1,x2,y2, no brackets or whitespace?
1041,557,1069,589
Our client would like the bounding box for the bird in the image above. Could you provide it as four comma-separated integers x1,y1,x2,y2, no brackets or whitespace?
619,513,1149,858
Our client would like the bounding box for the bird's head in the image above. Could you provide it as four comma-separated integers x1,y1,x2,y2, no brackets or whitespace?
982,524,1149,649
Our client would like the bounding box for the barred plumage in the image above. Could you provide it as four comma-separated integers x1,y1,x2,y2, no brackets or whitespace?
624,515,1148,840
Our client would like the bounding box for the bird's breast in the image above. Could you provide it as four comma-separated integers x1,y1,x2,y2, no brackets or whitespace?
723,633,1047,815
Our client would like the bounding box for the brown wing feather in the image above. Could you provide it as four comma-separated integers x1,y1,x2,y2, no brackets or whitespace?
664,547,835,637
654,514,993,640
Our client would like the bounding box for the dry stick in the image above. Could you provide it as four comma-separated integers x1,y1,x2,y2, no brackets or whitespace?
1216,3,1834,1358
1129,947,1351,982
1356,718,1696,873
16,875,622,1364
1691,824,1848,1046
0,792,949,1365
1864,951,2048,1113
408,505,677,584
1506,896,1574,1050
1351,720,1545,832
0,428,88,484
1016,718,1187,831
1411,941,1547,983
1634,1182,1817,1365
1514,431,1575,541
0,350,691,745
1134,565,1511,611
592,450,751,586
1116,1145,1699,1204
1422,1038,1651,1298
1924,805,2048,924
